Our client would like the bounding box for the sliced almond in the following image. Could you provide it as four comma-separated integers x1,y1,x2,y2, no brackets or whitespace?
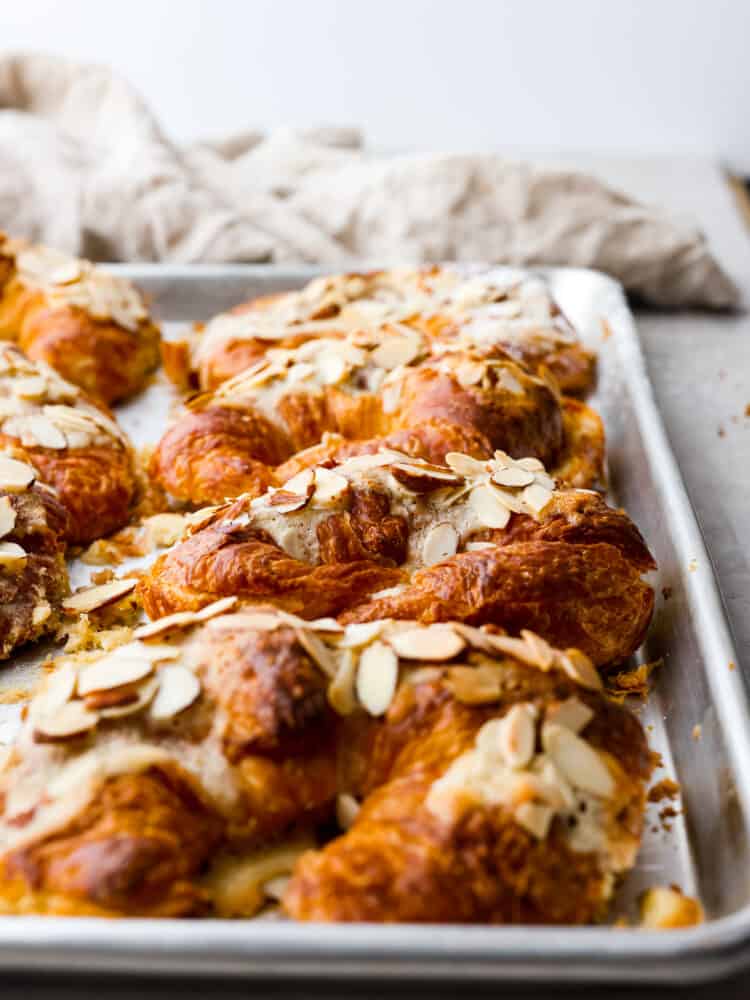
98,676,160,718
30,663,77,720
388,624,465,661
32,602,51,626
77,649,154,696
356,640,398,716
444,453,488,478
280,468,315,497
0,455,35,492
639,887,704,929
336,793,360,830
134,596,238,639
520,630,556,669
62,579,137,615
263,875,291,902
557,649,602,692
470,483,511,529
493,704,537,769
317,353,348,385
34,701,98,741
491,465,535,488
310,467,350,507
447,665,502,705
12,375,49,400
514,801,554,840
422,522,459,566
542,723,615,799
0,541,27,569
295,627,338,678
546,697,594,734
380,379,402,414
13,414,67,450
339,621,386,648
465,541,495,551
454,360,487,388
522,481,554,515
266,489,312,514
0,496,16,539
371,334,420,370
327,648,358,715
149,665,201,720
390,463,463,494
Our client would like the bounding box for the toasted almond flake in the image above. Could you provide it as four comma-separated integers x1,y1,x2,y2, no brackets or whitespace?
77,650,154,696
336,793,360,830
193,596,239,621
450,622,500,654
542,723,615,798
62,579,137,615
406,666,444,686
454,360,486,388
356,640,398,716
149,665,201,720
340,621,385,648
295,627,338,678
389,624,465,661
514,801,554,839
447,665,502,705
0,541,27,569
327,648,358,715
422,522,459,566
98,676,159,718
311,467,349,507
266,489,312,514
546,697,594,734
34,700,98,741
280,468,315,496
494,704,537,769
371,334,420,370
0,455,35,492
470,483,511,529
16,414,67,450
30,663,77,720
0,496,16,539
557,649,602,691
144,513,187,547
390,463,464,494
134,596,238,639
12,375,49,399
444,452,487,477
221,611,282,632
491,466,535,488
465,541,495,551
32,602,51,625
522,481,554,514
520,630,556,669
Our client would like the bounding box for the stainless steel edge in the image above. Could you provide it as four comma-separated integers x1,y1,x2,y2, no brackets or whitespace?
0,264,747,984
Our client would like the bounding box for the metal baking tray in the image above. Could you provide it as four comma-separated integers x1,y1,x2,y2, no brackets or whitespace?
0,265,747,984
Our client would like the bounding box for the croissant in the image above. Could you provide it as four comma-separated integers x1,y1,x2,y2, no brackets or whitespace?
139,449,655,668
151,330,604,507
0,345,135,544
0,452,70,658
0,234,160,404
170,268,595,396
0,605,649,921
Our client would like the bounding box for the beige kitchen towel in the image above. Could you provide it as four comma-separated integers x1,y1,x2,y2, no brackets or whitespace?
0,51,739,308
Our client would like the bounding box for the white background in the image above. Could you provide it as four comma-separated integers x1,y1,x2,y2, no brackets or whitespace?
1,0,749,171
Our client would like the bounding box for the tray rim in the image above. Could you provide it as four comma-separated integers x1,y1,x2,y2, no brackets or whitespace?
2,263,749,983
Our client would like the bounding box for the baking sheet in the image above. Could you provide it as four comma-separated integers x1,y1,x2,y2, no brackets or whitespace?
0,265,748,983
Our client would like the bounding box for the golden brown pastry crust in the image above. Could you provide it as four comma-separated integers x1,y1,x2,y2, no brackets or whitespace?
0,479,70,659
139,454,654,668
0,611,649,920
0,346,136,545
285,666,651,924
187,269,595,396
0,234,160,404
151,350,604,508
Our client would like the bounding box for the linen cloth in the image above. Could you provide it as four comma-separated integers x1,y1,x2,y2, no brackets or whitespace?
0,52,738,308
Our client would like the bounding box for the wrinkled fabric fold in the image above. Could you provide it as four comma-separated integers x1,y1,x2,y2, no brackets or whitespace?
0,52,738,308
